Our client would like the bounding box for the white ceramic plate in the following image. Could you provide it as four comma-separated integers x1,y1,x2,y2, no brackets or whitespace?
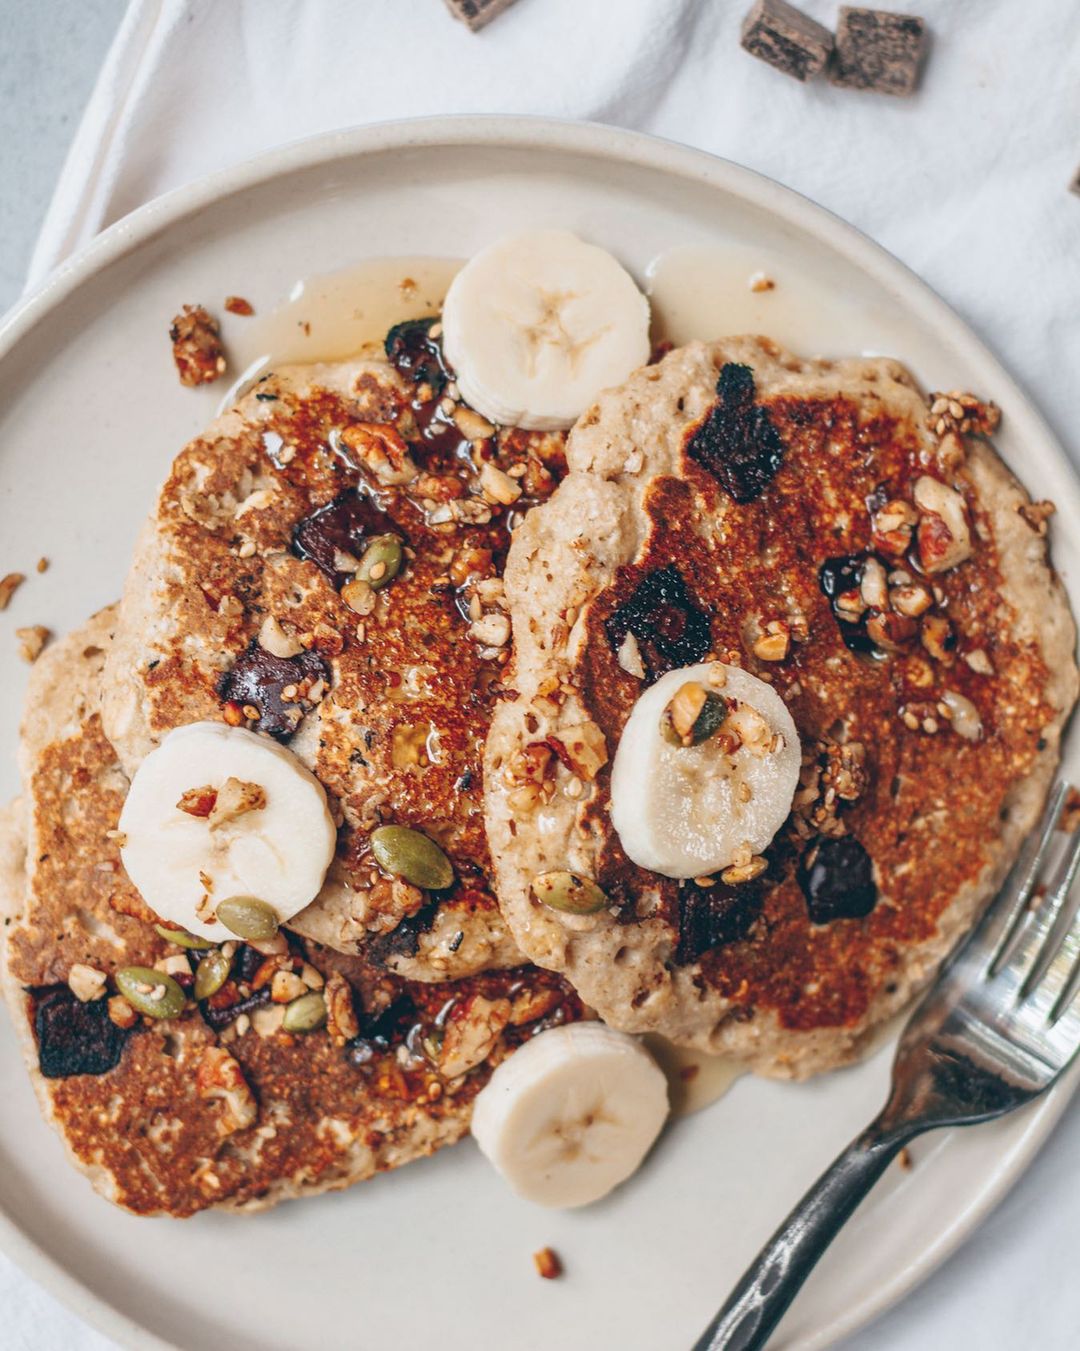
0,118,1076,1351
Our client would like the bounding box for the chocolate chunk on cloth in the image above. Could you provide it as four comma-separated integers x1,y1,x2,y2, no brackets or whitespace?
828,7,928,96
740,0,834,82
443,0,519,32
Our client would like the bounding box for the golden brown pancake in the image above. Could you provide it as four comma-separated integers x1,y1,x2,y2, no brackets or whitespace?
485,337,1077,1077
2,611,581,1215
102,323,565,979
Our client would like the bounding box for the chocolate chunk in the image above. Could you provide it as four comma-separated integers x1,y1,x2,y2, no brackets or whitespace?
365,902,440,966
442,0,519,32
798,836,878,922
33,985,129,1078
198,985,270,1033
676,876,765,964
828,8,928,96
385,317,451,395
605,565,713,682
740,0,834,82
819,553,876,654
292,489,401,589
686,363,787,503
344,994,418,1066
217,640,330,740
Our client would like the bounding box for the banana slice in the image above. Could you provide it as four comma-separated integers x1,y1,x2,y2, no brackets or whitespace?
610,662,801,880
471,1022,668,1208
441,229,651,431
118,722,336,941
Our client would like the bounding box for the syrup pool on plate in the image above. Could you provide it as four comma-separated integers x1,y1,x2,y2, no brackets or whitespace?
220,256,463,407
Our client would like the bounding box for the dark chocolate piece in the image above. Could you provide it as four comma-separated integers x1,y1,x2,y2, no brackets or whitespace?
819,553,876,654
365,902,440,966
345,994,419,1067
686,363,787,504
828,7,928,96
198,986,270,1033
798,835,878,922
292,489,400,589
384,318,450,396
604,565,713,682
740,0,834,82
33,985,129,1078
443,0,519,32
676,876,765,964
217,640,330,741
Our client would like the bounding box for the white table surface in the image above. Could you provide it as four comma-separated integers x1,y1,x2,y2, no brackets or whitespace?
1,2,1077,1348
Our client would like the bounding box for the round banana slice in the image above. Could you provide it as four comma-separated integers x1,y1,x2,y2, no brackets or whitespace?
610,662,800,880
471,1022,668,1208
441,229,651,431
119,721,337,941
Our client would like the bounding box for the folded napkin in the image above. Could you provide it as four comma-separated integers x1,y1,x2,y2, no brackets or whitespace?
12,2,1080,1349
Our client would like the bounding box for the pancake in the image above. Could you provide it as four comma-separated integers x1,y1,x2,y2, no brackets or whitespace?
102,327,565,979
485,337,1077,1077
2,610,582,1216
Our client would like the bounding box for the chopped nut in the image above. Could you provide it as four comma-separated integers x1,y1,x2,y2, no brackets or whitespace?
470,612,511,647
196,1046,258,1135
479,460,523,505
871,499,917,556
921,613,954,662
1018,499,1055,535
508,986,562,1025
340,422,418,485
439,995,511,1078
964,648,993,675
913,476,972,573
454,406,496,441
67,963,107,1003
752,620,790,662
725,702,774,757
324,970,360,1045
107,995,138,1029
721,854,767,885
258,614,303,659
0,572,25,610
224,295,254,316
866,610,917,653
36,557,49,574
928,390,1000,438
748,271,776,292
270,970,309,1004
169,305,226,387
16,625,50,663
342,578,377,615
533,1247,563,1280
859,558,888,611
941,690,983,741
547,720,608,781
207,777,266,828
889,580,932,618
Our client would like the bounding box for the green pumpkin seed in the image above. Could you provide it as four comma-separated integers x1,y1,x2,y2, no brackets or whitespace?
660,683,730,748
370,825,454,891
531,870,608,915
356,534,403,590
153,923,212,950
116,966,187,1020
282,991,327,1033
215,896,280,941
194,948,232,1001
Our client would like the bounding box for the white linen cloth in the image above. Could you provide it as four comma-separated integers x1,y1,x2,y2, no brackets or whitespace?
9,1,1080,1348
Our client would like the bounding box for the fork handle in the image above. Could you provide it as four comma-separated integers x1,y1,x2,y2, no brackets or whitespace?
692,1120,912,1351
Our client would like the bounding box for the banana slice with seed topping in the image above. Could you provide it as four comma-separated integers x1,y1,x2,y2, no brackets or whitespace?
471,1022,668,1208
119,721,337,941
442,229,651,431
610,662,801,880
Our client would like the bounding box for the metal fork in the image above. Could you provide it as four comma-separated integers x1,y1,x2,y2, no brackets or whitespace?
694,781,1080,1351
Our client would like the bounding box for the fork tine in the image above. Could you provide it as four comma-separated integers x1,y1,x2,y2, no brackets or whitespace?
1019,827,1080,998
987,781,1069,975
1048,916,1080,1023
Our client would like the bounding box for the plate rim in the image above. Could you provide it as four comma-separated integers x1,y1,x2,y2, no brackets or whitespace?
1,112,1076,1351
